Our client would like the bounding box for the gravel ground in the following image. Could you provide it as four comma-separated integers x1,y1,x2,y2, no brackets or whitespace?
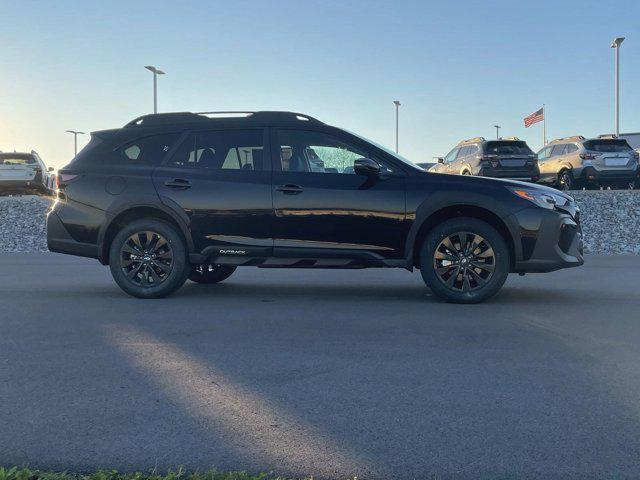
0,195,51,253
1,191,639,254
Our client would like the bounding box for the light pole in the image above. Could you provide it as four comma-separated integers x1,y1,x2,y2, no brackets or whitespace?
611,37,625,136
494,125,501,139
393,100,401,153
66,130,85,157
145,65,166,114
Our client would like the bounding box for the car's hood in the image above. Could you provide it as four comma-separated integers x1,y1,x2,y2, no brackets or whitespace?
422,171,574,201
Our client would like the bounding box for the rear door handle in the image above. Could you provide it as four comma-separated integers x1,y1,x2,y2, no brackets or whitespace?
164,178,192,189
276,184,304,195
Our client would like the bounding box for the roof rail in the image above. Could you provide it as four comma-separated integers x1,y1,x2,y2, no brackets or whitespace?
124,110,323,128
502,136,520,141
598,134,618,139
550,135,585,143
457,136,485,145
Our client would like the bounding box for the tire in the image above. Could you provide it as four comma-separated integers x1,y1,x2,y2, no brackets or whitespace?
557,170,575,191
109,218,190,298
419,217,510,304
189,264,236,284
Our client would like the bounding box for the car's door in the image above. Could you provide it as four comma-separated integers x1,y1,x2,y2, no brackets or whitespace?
454,146,470,174
153,128,273,256
536,146,554,182
549,144,568,172
270,128,406,259
442,147,460,174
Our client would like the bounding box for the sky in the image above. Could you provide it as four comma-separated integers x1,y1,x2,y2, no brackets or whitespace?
1,0,639,169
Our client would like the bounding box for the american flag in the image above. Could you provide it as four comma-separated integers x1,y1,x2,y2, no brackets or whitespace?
524,107,544,128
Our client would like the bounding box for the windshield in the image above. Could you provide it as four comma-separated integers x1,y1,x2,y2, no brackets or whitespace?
345,130,421,169
0,154,36,165
485,141,533,155
584,139,632,153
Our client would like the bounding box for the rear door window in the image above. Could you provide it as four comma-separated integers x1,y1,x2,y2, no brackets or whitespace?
551,144,567,157
566,144,578,154
119,133,181,165
168,130,265,171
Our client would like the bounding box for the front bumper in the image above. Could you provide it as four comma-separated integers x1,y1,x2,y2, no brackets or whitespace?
505,206,583,273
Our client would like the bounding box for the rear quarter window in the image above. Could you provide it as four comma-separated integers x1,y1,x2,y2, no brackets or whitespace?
117,133,181,165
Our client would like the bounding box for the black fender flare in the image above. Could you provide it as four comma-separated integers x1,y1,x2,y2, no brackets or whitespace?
97,197,194,263
404,190,517,266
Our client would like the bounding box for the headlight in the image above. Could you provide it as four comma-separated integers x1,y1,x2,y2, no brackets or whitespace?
507,187,571,210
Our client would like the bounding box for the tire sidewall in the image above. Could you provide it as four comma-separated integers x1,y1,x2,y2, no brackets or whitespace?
109,219,189,298
420,217,510,304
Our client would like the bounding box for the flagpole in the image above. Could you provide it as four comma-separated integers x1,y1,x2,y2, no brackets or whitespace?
542,104,546,146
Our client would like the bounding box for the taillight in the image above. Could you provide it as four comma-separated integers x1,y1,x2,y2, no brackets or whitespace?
56,173,79,189
579,152,599,160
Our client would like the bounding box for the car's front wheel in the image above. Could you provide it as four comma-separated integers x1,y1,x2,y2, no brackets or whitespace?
189,264,236,284
557,170,575,190
109,219,190,298
419,218,510,304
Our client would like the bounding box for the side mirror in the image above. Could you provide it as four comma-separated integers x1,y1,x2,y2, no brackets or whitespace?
437,157,444,164
48,167,54,172
354,157,380,176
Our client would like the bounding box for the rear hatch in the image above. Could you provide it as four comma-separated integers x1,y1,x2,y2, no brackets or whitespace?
484,141,537,169
0,154,38,181
583,139,636,169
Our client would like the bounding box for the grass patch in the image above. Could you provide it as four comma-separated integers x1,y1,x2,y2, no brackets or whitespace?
0,468,310,480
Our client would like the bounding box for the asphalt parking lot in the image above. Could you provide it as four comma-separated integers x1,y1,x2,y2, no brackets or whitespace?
1,253,640,479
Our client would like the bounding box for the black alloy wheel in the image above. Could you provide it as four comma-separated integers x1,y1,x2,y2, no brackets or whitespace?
120,231,173,287
109,219,190,298
420,217,509,303
433,232,495,293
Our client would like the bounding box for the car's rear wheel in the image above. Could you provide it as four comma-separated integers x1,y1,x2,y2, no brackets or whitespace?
419,218,510,304
189,264,236,284
109,219,190,298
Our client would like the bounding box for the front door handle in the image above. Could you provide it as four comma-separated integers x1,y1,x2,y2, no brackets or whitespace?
164,178,192,189
276,184,304,195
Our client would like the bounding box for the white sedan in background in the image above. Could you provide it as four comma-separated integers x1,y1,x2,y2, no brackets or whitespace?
0,150,55,195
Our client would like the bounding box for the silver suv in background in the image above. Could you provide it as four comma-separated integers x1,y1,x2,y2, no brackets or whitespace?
0,150,55,195
430,137,540,182
537,136,639,190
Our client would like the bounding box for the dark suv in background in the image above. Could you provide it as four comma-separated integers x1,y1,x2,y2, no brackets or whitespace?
48,111,583,303
430,137,540,182
537,136,639,190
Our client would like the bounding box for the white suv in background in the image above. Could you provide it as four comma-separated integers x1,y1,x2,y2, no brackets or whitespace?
0,150,55,195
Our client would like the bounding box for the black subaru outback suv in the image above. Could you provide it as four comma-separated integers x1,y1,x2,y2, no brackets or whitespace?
47,111,583,303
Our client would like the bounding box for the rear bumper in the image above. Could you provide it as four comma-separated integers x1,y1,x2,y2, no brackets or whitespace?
477,166,540,182
576,166,639,184
0,179,40,190
47,210,100,259
506,206,584,273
